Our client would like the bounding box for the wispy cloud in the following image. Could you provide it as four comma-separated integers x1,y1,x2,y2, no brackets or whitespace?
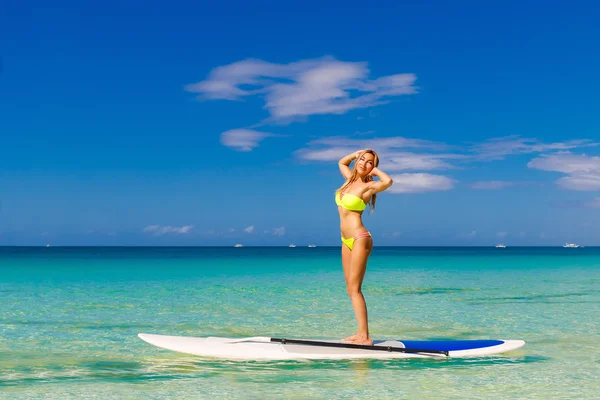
296,134,598,194
244,225,255,233
143,225,194,235
528,153,600,191
496,232,508,238
388,173,455,193
469,181,516,190
185,57,417,121
474,179,544,190
272,226,285,236
528,153,600,174
221,129,277,152
298,135,595,167
556,174,600,191
296,135,461,193
471,135,598,161
382,152,463,171
468,180,544,190
300,136,452,155
295,136,460,173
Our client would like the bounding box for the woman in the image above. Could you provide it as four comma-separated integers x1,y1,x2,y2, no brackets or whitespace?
336,149,393,345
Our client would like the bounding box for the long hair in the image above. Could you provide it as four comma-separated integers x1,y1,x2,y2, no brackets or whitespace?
337,149,380,213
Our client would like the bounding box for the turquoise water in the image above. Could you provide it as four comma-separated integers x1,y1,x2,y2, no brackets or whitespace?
1,246,599,399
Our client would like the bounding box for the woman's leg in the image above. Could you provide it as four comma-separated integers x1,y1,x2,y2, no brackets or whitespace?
341,242,357,342
344,236,373,345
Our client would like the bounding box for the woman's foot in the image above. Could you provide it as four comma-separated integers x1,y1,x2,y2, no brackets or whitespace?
343,334,359,342
343,334,372,346
352,336,373,346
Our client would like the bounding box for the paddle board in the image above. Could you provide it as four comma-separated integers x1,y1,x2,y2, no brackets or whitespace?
138,333,525,360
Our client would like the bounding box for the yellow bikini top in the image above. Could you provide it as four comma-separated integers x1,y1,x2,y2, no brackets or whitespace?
335,191,367,211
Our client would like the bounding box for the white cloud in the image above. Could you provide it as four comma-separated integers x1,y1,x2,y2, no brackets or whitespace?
220,129,276,152
293,131,600,199
469,181,515,190
469,180,542,190
556,174,600,191
272,226,285,236
381,152,460,171
472,136,598,161
143,225,194,235
296,135,595,173
244,225,255,233
295,136,458,194
527,153,600,174
185,57,418,121
294,131,598,195
388,173,455,193
296,146,357,162
528,153,600,191
295,136,461,173
303,136,452,154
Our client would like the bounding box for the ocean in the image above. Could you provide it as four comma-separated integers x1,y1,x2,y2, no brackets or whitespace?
1,246,599,399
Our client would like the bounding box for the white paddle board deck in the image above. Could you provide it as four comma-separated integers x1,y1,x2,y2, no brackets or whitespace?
138,333,525,360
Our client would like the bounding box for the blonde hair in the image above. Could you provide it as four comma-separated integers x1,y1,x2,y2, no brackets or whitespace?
337,149,380,213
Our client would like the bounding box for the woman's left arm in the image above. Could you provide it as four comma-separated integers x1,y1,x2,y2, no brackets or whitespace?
367,167,393,193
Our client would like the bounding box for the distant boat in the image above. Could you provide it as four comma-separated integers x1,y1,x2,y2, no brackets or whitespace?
563,243,579,248
46,244,51,248
495,244,506,248
289,244,296,248
308,244,316,248
234,244,244,248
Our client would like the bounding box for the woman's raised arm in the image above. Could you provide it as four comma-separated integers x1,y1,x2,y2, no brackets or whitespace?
338,150,362,180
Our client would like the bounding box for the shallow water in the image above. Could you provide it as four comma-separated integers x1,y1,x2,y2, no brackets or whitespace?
1,246,599,399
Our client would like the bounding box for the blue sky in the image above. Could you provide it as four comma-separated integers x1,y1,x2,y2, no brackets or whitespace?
1,0,599,246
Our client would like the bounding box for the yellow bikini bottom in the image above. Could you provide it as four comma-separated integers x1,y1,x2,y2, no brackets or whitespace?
341,231,372,250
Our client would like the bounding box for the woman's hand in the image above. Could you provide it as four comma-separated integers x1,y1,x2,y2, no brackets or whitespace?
355,149,371,159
